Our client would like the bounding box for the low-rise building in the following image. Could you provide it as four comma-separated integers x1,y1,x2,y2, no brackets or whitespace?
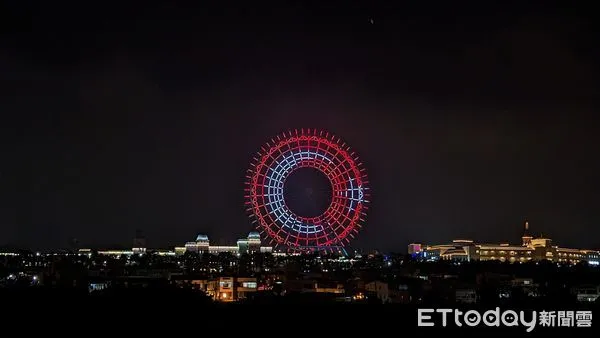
365,280,390,303
206,276,258,302
455,288,477,304
571,285,600,303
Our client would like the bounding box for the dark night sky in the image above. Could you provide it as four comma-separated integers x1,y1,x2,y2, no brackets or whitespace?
1,2,598,251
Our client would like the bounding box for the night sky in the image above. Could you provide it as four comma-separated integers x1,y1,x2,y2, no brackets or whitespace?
1,2,598,251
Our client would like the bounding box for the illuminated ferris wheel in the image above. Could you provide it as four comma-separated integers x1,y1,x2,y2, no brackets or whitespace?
245,129,370,250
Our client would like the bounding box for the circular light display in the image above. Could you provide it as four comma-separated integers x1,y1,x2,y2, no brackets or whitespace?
245,129,369,249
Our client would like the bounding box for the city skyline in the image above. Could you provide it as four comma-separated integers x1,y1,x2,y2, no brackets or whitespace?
1,218,595,254
1,3,599,251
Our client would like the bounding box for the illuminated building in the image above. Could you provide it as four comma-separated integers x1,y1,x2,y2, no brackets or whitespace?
153,249,176,256
236,232,261,254
237,277,259,300
206,276,258,302
87,231,273,257
247,232,261,253
237,239,249,254
425,240,478,262
181,232,273,256
315,282,345,294
407,243,422,255
412,220,600,265
211,277,234,301
132,229,147,254
132,247,146,254
476,244,533,263
582,250,600,266
96,250,134,256
185,241,200,253
0,252,19,256
184,234,210,253
521,220,533,246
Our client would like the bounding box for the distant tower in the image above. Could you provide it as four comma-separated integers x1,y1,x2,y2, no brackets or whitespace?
521,219,533,247
133,229,147,254
247,232,261,253
68,237,80,251
196,234,210,252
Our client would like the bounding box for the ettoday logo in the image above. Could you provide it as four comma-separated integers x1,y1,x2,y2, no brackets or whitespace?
418,308,593,332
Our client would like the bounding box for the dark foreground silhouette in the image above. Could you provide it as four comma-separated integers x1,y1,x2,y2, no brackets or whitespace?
2,285,597,337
